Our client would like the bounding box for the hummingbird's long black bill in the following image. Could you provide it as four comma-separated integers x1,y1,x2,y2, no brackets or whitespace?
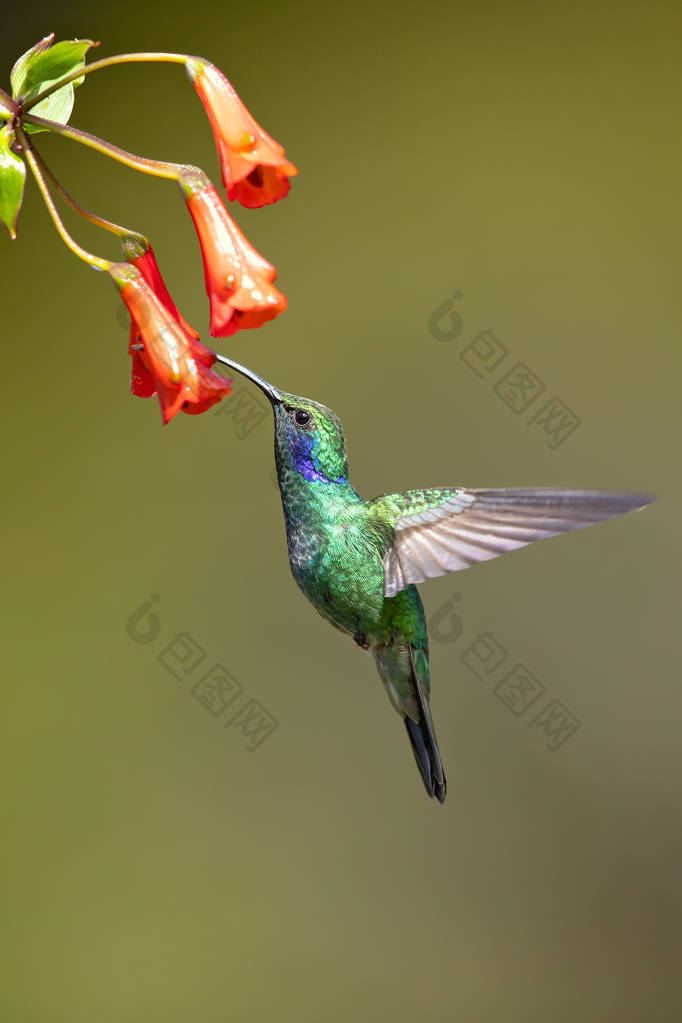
214,353,282,404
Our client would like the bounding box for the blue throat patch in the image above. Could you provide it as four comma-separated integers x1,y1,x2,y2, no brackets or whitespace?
292,433,346,486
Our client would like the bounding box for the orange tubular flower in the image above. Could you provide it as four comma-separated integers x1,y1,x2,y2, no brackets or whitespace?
186,58,297,208
110,263,232,424
124,237,199,340
120,238,215,400
179,169,287,338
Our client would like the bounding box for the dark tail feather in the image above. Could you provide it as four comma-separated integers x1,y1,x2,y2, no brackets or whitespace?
406,646,446,804
404,717,446,803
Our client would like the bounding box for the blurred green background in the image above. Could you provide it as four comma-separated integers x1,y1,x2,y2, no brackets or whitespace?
2,1,681,1020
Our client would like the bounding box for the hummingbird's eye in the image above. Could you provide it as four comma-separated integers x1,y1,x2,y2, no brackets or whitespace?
294,409,311,426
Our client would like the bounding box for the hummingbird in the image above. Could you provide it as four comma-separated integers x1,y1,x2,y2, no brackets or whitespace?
215,354,653,803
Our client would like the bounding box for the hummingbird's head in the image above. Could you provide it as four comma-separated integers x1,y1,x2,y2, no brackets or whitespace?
272,393,349,485
214,354,349,486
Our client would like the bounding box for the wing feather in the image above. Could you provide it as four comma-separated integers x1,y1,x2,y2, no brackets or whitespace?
381,488,654,597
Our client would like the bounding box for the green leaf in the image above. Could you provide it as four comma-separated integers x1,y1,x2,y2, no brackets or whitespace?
24,83,79,134
10,36,95,133
10,34,54,97
11,38,94,99
0,125,26,240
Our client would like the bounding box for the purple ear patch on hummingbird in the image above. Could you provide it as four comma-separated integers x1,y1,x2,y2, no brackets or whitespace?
291,432,346,486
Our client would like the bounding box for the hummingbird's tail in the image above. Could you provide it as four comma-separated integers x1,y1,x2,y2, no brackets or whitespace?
404,717,446,804
375,642,446,803
405,646,446,804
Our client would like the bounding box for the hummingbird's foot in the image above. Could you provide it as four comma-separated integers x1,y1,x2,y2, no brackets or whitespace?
353,628,369,649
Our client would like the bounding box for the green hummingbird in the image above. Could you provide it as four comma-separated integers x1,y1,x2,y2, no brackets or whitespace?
215,354,653,803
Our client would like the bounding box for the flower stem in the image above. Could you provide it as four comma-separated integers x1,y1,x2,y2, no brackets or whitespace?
31,147,149,248
23,52,192,112
22,113,187,180
17,127,111,272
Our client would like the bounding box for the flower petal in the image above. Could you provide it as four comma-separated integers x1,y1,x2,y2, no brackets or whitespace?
111,263,232,423
179,171,287,338
188,59,297,208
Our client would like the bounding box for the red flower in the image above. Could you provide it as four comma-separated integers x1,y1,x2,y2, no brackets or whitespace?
179,169,287,338
110,263,232,424
125,238,199,340
187,58,297,208
120,239,215,400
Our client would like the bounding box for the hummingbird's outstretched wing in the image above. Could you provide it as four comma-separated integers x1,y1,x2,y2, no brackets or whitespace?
364,488,654,597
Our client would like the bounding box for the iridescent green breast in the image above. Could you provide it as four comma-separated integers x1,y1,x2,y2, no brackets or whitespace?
271,390,428,648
